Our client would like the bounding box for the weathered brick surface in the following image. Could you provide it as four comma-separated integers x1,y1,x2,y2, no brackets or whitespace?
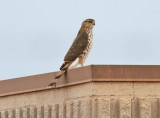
1,97,160,118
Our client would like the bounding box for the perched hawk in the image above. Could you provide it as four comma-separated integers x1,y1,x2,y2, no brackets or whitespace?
49,19,95,87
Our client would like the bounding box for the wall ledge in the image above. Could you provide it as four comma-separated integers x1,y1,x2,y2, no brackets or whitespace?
1,65,160,117
1,65,160,97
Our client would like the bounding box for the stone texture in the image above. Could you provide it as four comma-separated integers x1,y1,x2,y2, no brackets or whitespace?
1,82,160,117
93,82,133,96
134,82,160,97
1,97,160,118
97,98,110,118
119,98,131,118
138,98,151,118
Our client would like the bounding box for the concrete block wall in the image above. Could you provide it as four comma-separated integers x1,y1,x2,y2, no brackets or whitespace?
1,65,160,118
1,97,160,118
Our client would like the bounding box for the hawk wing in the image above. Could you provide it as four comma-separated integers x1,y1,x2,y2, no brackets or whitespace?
64,31,88,62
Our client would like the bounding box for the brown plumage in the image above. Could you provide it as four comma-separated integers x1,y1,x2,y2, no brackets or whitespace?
49,19,95,87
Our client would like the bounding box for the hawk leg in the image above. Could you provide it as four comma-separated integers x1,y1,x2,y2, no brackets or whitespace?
81,63,84,67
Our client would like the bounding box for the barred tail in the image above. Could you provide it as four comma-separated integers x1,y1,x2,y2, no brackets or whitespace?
48,62,71,87
48,70,66,87
55,70,66,79
55,62,71,79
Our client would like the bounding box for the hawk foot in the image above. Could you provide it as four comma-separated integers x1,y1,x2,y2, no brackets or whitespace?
81,63,84,67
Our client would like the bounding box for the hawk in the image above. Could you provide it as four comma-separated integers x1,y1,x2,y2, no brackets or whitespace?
49,19,95,87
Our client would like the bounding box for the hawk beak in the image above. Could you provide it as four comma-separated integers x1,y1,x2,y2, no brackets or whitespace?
93,23,95,25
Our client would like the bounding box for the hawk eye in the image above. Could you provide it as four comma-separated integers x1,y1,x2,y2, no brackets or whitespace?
88,21,92,23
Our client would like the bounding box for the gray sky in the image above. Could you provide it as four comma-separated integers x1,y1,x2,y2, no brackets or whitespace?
0,0,160,80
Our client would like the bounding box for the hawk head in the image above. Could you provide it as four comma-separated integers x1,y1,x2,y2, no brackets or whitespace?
82,19,95,28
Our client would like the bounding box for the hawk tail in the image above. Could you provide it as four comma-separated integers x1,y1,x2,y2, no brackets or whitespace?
55,70,66,79
48,70,66,87
55,62,71,79
60,62,71,70
48,62,71,87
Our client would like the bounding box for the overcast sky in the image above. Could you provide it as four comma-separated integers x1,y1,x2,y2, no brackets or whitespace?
0,0,160,80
